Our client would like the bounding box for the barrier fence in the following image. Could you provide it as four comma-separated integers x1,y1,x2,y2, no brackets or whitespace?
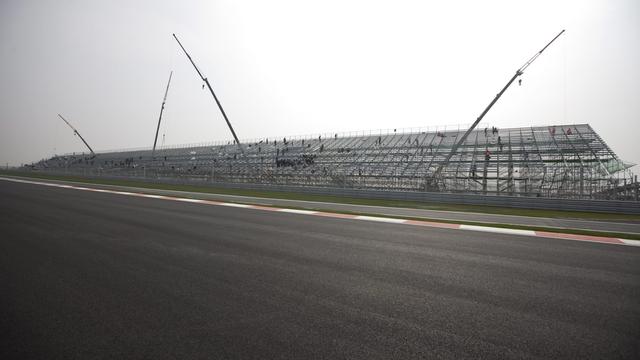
14,169,640,215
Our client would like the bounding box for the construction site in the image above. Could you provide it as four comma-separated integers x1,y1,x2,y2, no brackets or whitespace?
29,122,637,201
25,30,639,201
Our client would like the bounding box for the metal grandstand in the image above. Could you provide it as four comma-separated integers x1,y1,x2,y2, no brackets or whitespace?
33,124,638,200
27,31,639,201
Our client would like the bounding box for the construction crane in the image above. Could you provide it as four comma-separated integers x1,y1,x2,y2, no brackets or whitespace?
429,30,565,189
152,71,173,159
57,114,95,157
172,33,243,153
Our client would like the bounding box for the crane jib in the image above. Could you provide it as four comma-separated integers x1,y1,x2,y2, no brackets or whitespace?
172,33,243,153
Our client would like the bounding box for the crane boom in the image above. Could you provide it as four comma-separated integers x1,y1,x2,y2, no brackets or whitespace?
430,30,565,188
152,71,173,158
172,33,243,152
57,114,95,156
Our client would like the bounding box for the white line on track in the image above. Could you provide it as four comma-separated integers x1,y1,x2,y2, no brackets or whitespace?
460,224,537,236
278,209,318,215
143,194,167,199
621,239,640,246
354,215,407,224
220,203,252,208
173,198,206,203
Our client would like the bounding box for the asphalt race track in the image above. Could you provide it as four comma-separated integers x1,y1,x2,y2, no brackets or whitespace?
7,176,639,234
1,180,639,359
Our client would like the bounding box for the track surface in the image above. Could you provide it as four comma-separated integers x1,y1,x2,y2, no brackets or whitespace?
6,175,639,234
1,180,639,359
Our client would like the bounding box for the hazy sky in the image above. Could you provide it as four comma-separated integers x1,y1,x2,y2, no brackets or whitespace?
1,0,638,167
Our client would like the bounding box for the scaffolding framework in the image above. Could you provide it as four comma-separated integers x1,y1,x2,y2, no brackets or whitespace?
33,124,638,200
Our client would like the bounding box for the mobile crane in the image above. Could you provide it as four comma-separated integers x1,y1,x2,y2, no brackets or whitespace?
173,33,243,153
58,113,95,157
428,30,565,189
152,71,173,159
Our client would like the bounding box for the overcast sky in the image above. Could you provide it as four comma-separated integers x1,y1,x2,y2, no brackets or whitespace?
1,0,638,167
